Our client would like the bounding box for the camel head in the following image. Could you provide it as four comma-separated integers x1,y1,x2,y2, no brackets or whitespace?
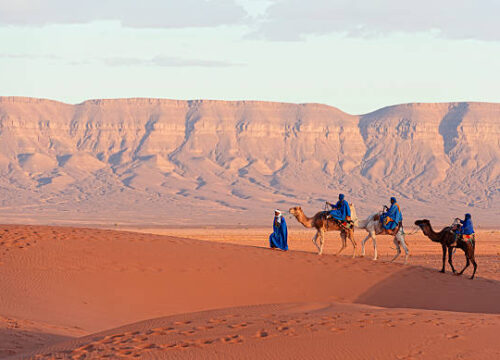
414,219,431,235
289,206,302,217
288,206,315,228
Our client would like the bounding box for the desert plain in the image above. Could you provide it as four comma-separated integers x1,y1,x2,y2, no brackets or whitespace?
0,223,499,359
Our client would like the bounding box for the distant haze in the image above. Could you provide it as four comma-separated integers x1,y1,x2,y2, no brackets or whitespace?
0,97,498,227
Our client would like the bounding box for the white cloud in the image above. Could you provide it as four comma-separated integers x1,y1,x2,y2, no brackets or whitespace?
254,0,500,41
104,56,242,67
0,53,60,60
0,52,240,67
0,0,247,28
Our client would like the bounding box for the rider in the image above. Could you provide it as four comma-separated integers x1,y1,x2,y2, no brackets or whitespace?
380,197,402,230
455,213,475,246
326,194,352,227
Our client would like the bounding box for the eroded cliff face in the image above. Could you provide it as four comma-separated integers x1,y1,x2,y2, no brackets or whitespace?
0,97,498,226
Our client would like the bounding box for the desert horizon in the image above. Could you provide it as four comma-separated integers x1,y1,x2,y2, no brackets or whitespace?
1,2,500,358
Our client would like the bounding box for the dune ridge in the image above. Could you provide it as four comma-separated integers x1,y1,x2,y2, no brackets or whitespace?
16,303,500,360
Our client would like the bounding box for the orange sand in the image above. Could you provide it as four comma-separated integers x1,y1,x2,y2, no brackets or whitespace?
0,225,498,359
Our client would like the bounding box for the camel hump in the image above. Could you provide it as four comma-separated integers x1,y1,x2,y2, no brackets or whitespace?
314,210,329,218
373,213,380,222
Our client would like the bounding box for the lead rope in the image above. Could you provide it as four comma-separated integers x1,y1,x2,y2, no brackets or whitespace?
402,227,421,236
387,223,418,251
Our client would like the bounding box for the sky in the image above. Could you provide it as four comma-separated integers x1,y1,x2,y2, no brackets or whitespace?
1,0,500,114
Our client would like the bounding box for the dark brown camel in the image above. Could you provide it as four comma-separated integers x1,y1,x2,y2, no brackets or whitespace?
415,219,477,279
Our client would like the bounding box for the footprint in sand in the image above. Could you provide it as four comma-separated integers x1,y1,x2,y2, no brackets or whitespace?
195,325,214,330
330,327,346,333
174,320,192,325
229,322,251,329
179,329,196,336
221,334,243,344
255,330,269,338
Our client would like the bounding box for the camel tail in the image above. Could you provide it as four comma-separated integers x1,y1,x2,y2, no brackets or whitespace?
350,203,359,227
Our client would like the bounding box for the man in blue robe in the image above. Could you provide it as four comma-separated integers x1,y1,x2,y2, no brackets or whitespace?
454,213,475,247
457,213,474,235
326,194,351,222
269,209,288,251
380,197,402,230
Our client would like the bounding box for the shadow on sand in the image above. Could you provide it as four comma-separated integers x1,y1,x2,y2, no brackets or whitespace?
0,328,72,359
355,264,500,314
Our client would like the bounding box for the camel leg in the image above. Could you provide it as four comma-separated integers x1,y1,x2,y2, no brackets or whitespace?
470,252,477,280
348,230,356,258
360,234,370,257
390,236,401,262
318,228,325,255
371,233,377,260
440,244,447,273
398,233,409,264
457,250,469,276
448,246,457,274
337,230,347,255
312,232,319,252
360,232,376,260
458,243,477,279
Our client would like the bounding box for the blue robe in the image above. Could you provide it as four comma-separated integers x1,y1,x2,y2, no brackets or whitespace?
269,217,288,250
459,218,474,235
329,200,351,221
380,203,402,230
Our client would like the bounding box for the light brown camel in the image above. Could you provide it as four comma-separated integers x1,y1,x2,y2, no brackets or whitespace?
289,205,357,257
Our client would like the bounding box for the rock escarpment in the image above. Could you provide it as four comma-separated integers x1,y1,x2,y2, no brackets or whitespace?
0,97,498,226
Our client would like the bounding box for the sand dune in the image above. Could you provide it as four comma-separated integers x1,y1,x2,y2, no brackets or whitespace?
20,303,500,360
0,97,499,227
0,225,499,358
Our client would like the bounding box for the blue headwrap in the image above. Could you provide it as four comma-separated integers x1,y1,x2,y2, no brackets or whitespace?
390,197,397,204
465,213,471,219
339,194,345,201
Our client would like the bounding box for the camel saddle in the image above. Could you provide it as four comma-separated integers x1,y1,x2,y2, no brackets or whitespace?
455,233,476,248
387,221,402,235
322,212,353,230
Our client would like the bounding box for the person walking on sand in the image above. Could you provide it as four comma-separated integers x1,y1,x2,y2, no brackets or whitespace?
269,209,288,251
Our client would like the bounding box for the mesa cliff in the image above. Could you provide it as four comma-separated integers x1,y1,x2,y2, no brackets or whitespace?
0,97,498,226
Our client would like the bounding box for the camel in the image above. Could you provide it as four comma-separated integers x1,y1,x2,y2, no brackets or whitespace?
289,205,358,257
415,219,477,279
357,212,409,263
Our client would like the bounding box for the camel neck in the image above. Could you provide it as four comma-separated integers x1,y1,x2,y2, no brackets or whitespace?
295,211,314,228
426,223,445,242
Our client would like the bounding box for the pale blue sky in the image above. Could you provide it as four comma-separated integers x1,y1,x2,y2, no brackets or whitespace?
1,0,500,114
